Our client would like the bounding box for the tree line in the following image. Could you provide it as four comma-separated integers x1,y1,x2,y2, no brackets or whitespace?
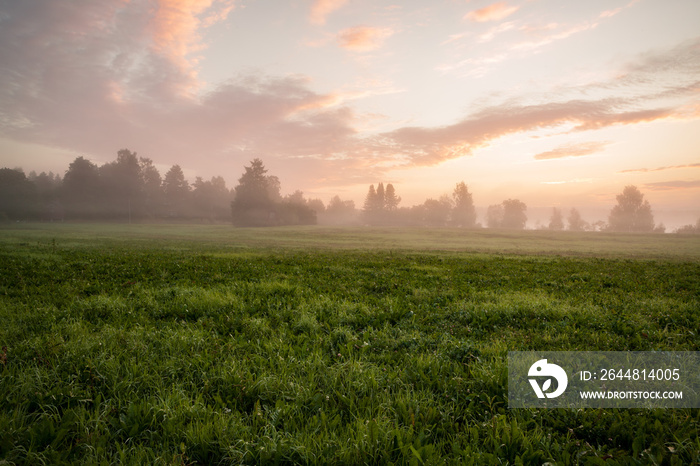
1,153,698,232
0,150,232,222
0,153,355,226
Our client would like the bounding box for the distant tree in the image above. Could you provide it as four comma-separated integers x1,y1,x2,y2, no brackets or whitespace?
192,175,232,221
363,182,400,225
324,195,357,224
162,165,190,217
362,184,379,224
28,171,62,220
591,220,607,232
422,195,452,226
608,185,655,232
284,190,306,205
328,196,353,212
99,149,144,220
231,159,282,226
567,208,587,231
486,204,504,228
307,198,325,215
277,190,317,225
28,171,61,196
139,157,163,217
265,175,282,203
675,218,700,234
0,168,38,220
384,183,401,212
375,183,385,211
548,208,564,231
62,156,101,218
502,199,527,229
452,182,476,227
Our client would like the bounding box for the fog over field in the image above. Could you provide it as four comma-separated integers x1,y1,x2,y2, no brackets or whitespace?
1,1,699,229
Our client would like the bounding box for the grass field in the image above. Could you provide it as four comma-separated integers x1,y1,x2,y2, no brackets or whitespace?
1,224,699,464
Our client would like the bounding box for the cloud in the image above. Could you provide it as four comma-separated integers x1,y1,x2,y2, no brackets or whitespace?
367,95,682,167
0,0,698,190
478,21,516,43
147,0,236,92
443,3,642,77
464,2,519,23
431,39,700,163
643,180,700,191
337,26,394,52
309,0,348,25
534,141,611,160
0,1,357,174
619,163,700,174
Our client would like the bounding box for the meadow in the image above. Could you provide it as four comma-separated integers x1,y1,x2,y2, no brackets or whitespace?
1,224,699,465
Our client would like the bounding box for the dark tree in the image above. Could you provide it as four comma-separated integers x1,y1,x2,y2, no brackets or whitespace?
99,149,145,220
139,157,163,217
278,190,317,225
231,159,277,226
162,165,190,217
192,175,232,221
62,156,101,218
28,171,62,220
608,185,655,232
452,182,476,227
0,168,38,220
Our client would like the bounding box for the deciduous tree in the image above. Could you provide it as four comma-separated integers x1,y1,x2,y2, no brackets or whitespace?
567,208,587,231
502,199,527,229
452,182,476,227
62,156,101,218
608,185,655,232
548,207,564,231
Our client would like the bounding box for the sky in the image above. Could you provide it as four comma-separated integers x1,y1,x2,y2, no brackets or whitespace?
1,0,699,227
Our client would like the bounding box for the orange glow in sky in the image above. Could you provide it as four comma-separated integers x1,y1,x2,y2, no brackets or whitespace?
0,0,698,226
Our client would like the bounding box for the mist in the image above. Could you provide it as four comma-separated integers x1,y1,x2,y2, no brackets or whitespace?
2,153,698,234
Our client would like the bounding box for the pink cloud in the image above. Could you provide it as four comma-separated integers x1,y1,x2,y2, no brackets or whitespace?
0,1,698,190
337,26,394,52
619,163,700,174
148,0,235,93
643,180,700,191
465,2,519,23
377,101,655,165
534,141,611,160
309,0,348,25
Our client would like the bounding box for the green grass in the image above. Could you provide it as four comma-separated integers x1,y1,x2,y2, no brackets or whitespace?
1,224,699,464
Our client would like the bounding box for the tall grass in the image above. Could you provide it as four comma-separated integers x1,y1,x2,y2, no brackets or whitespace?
0,225,698,464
